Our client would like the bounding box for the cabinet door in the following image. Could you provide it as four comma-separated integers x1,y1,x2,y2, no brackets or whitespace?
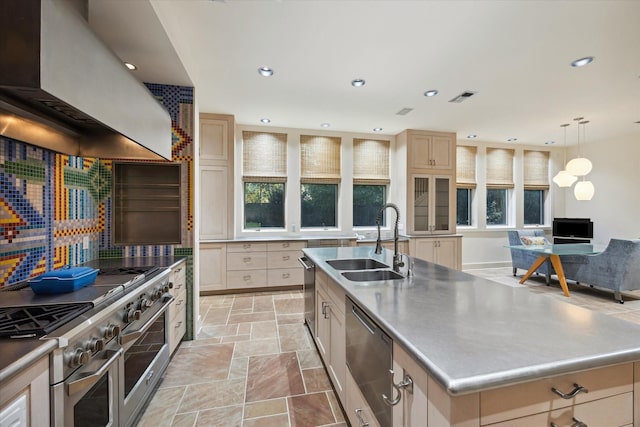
408,133,454,171
431,135,454,170
435,238,459,270
329,304,346,401
409,134,433,170
200,115,230,162
315,287,330,360
433,176,452,233
413,239,436,264
412,176,431,233
200,244,227,292
200,166,229,239
393,343,428,427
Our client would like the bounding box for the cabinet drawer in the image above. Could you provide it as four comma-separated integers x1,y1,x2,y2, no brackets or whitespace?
227,270,268,288
169,305,187,354
267,250,303,268
169,290,187,320
488,392,632,427
345,370,381,427
227,252,267,270
481,363,633,425
267,241,306,251
267,268,303,286
227,242,267,253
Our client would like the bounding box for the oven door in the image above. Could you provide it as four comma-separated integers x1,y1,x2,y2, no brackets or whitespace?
119,295,173,427
52,343,122,427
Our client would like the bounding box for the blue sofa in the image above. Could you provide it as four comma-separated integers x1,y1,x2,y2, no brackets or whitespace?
561,239,640,303
507,230,554,285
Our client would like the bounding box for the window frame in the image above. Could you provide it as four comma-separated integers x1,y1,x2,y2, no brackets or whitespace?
300,182,339,229
242,181,286,231
353,184,387,228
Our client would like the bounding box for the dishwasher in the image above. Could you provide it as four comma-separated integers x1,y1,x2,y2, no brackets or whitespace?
298,255,315,336
346,296,393,427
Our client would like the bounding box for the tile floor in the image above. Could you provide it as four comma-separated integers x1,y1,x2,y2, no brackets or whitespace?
138,267,640,427
137,290,346,427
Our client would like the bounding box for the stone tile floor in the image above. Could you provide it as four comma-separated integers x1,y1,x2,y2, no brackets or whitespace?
137,290,346,427
138,267,640,426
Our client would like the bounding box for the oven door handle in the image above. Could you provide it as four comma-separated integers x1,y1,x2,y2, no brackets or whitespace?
67,347,123,396
120,295,175,346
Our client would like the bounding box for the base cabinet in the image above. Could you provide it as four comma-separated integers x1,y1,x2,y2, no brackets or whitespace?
410,236,461,270
168,260,187,354
0,356,49,427
346,370,382,427
200,243,227,292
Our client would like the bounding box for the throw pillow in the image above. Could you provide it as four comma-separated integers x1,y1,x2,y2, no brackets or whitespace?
519,236,549,246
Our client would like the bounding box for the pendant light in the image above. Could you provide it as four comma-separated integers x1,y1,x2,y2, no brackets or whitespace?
552,123,578,187
573,120,595,200
565,117,593,176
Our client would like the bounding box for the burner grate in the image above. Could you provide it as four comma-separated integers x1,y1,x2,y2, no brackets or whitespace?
98,266,158,276
0,303,93,338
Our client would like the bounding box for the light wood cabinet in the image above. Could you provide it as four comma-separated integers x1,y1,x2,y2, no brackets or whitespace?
199,243,227,292
168,260,187,354
392,342,428,427
356,240,410,255
0,356,50,427
314,269,346,401
408,174,455,235
346,369,382,427
411,235,461,270
199,113,234,239
402,129,455,172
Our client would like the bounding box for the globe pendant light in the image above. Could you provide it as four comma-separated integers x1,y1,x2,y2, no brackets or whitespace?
565,118,592,176
552,123,578,187
572,121,594,200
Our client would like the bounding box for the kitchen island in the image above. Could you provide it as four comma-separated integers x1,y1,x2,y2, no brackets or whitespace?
304,246,640,426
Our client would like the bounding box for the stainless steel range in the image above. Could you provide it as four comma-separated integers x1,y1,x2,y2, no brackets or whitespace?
0,264,175,427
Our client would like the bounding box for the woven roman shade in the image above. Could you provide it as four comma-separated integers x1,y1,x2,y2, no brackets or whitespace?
353,138,390,185
300,135,341,183
242,131,287,183
524,150,550,190
486,148,514,188
456,145,477,188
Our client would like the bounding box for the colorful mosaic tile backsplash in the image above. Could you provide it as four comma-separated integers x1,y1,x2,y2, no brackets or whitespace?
0,84,194,287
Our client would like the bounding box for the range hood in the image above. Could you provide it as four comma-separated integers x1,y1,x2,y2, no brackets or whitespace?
0,0,172,160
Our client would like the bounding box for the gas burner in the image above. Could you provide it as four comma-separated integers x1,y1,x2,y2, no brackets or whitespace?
99,266,158,276
0,303,93,338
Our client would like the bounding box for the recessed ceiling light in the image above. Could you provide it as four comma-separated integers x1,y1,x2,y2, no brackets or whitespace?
507,138,518,142
571,56,594,68
260,118,271,124
635,121,640,124
545,140,556,145
124,62,137,71
258,67,274,77
466,134,477,139
320,123,330,128
351,79,366,87
423,90,439,97
373,127,383,132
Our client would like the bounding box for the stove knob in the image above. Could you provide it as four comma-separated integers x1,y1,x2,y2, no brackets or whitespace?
168,281,174,289
124,308,141,323
154,288,163,300
103,324,121,339
69,348,91,368
86,337,105,353
138,298,153,312
162,284,170,293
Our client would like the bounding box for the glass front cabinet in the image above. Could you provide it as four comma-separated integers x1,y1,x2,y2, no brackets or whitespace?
408,174,455,234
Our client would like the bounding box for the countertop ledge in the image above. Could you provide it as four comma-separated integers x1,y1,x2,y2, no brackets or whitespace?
303,246,640,396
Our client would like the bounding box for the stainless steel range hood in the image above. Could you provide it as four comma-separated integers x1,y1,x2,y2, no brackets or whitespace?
0,0,172,160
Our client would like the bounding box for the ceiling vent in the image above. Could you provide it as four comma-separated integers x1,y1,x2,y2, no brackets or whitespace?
396,108,414,116
449,91,477,103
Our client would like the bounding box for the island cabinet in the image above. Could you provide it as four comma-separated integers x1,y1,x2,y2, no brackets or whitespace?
168,260,187,354
356,239,410,255
346,369,382,427
0,356,49,427
314,269,346,402
410,235,461,270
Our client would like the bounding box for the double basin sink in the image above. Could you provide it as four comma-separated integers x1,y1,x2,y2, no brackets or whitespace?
325,258,404,282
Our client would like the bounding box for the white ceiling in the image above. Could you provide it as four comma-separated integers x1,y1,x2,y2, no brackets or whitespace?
88,0,640,147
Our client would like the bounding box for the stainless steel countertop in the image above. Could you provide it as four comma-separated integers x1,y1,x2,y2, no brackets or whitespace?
303,246,640,395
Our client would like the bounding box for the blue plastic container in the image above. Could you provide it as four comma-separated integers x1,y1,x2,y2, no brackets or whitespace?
29,266,99,294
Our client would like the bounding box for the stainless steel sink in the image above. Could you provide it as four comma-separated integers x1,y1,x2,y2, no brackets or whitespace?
326,258,389,270
341,270,404,282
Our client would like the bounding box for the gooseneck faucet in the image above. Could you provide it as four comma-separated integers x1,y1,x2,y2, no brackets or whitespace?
374,203,404,273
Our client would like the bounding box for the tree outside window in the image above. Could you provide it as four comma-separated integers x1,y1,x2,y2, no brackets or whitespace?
301,183,337,228
353,185,386,227
524,189,544,225
456,188,472,226
244,182,285,229
486,188,507,225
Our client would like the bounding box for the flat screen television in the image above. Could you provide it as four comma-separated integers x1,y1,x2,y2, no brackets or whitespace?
552,218,593,239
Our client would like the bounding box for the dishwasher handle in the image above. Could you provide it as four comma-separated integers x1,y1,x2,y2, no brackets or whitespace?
298,256,315,270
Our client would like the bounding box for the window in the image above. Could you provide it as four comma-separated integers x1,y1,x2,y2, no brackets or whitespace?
244,182,285,229
486,189,508,225
242,131,287,229
300,135,341,229
524,189,544,225
486,148,514,226
352,138,390,227
456,188,472,226
301,183,337,228
353,185,386,226
523,150,549,226
456,145,476,226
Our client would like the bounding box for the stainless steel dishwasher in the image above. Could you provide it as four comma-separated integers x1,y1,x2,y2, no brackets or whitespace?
298,255,315,336
346,296,393,427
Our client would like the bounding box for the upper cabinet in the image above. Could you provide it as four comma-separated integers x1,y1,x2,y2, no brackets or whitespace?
199,113,235,240
402,130,455,173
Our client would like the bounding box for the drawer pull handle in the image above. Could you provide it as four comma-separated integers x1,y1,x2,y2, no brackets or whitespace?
243,244,251,249
321,301,329,319
551,383,588,399
282,273,290,278
283,255,290,261
283,242,290,248
243,275,251,281
551,418,587,427
355,409,369,427
175,321,182,329
176,300,184,306
382,369,413,406
243,257,252,263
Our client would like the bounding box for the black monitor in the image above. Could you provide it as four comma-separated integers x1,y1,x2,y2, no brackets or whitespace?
552,218,593,239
